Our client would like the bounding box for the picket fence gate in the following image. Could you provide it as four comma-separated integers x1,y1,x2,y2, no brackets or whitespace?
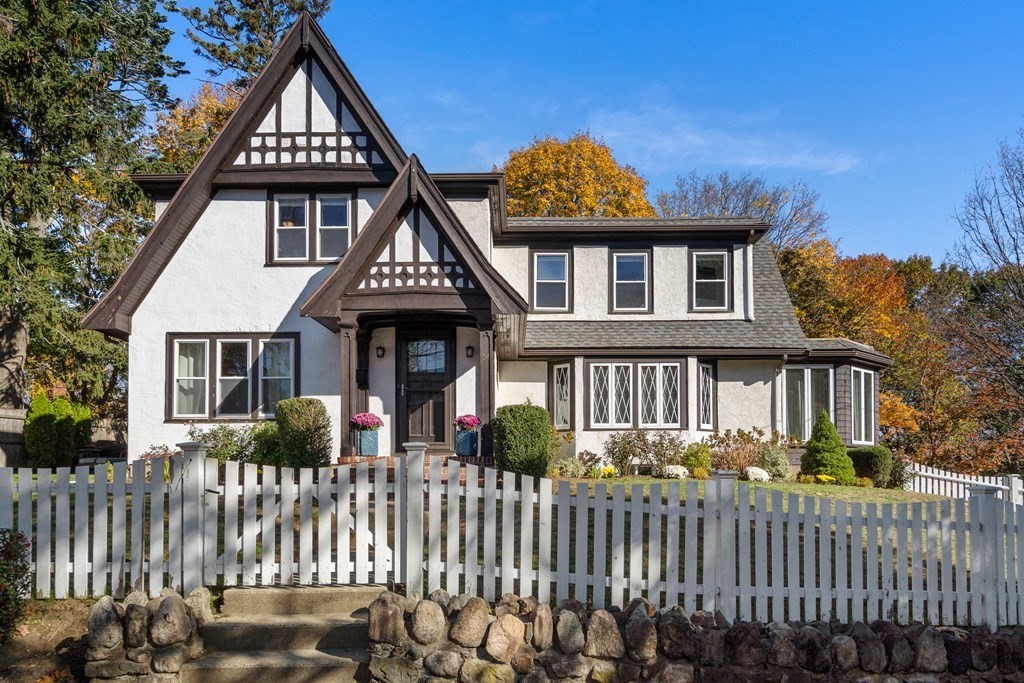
910,462,1024,503
2,441,1024,627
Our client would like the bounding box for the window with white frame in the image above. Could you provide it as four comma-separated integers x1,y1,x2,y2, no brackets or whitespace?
317,194,351,260
612,253,649,311
852,367,875,444
784,366,833,441
533,252,569,311
260,339,295,417
692,251,729,310
591,363,632,427
274,194,308,261
553,363,571,429
639,363,681,427
698,362,715,430
174,340,208,418
216,340,251,417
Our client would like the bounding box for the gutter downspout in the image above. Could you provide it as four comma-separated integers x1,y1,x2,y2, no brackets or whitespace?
744,231,755,321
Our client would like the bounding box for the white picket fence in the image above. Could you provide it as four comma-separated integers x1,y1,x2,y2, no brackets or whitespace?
909,463,1023,503
2,442,1024,626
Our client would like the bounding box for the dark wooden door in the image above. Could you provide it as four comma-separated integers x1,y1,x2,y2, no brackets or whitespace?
398,335,452,448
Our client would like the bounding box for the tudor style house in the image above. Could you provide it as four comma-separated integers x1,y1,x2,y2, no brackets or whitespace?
84,14,890,460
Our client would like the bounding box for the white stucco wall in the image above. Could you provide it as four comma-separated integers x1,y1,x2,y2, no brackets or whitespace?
448,198,492,259
128,188,345,458
714,360,777,434
367,327,396,456
455,326,479,419
496,361,547,409
492,244,749,322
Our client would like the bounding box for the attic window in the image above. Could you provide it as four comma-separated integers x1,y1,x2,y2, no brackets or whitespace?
270,193,353,264
692,251,729,310
275,194,308,260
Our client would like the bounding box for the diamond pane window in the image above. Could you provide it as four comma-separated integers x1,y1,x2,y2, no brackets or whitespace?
698,363,714,430
639,363,681,428
592,365,610,425
639,365,659,425
591,363,632,427
614,365,632,425
661,364,680,426
553,364,571,429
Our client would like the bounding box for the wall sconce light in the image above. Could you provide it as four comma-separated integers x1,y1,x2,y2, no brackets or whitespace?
376,346,385,359
465,346,475,358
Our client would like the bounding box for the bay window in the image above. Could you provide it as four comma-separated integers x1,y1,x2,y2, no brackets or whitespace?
591,363,633,427
639,363,681,428
784,366,833,441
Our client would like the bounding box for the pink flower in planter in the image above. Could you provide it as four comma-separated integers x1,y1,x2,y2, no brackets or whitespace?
453,414,481,431
350,412,383,431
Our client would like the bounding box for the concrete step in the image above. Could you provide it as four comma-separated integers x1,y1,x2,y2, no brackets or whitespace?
201,615,369,652
180,648,369,683
220,585,385,617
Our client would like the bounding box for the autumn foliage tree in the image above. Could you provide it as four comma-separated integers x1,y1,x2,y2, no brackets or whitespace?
151,83,240,172
500,133,655,218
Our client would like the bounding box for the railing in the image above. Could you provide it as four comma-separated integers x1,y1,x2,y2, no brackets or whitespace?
909,463,1023,503
2,442,1024,626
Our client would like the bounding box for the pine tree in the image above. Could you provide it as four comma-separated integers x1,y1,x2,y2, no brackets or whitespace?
800,410,856,486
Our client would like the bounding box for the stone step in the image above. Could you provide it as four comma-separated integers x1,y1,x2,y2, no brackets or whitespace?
180,648,369,683
220,585,385,617
201,615,369,651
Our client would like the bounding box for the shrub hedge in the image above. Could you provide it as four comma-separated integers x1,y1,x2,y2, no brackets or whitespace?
0,529,32,643
847,445,893,488
276,397,333,468
24,393,91,468
800,411,855,486
493,403,552,478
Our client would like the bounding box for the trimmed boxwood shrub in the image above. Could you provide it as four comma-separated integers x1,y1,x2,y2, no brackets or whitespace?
276,398,333,468
848,445,893,488
800,410,855,486
680,441,712,472
250,421,285,467
494,403,552,478
51,398,77,467
24,393,58,468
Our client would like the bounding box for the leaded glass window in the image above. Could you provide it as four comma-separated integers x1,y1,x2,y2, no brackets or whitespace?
698,363,714,430
553,364,571,429
639,363,681,428
591,363,632,427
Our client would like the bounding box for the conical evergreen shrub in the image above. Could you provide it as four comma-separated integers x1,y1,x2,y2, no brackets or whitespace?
800,410,855,486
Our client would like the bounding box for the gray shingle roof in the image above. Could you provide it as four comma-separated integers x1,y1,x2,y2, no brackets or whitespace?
523,240,809,351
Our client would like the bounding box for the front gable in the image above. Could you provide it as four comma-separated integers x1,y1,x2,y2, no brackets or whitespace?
301,156,526,327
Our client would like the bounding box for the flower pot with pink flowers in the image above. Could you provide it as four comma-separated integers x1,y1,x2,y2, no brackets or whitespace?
350,412,383,456
453,414,481,456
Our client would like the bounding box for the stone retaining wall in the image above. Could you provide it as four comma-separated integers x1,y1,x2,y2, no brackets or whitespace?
84,587,212,681
368,590,1024,682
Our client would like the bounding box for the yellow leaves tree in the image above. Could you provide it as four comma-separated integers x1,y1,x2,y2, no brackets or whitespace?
151,83,240,172
500,132,656,218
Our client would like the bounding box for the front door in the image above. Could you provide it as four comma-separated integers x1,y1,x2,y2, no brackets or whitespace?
398,333,453,449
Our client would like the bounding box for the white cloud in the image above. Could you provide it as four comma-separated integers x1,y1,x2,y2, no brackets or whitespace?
587,100,863,176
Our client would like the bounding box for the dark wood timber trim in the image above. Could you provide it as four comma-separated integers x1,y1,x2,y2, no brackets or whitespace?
164,332,300,423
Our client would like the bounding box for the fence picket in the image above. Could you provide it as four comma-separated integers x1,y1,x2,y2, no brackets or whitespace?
702,480,719,613
610,485,625,609
736,482,751,622
242,463,258,586
149,463,165,596
786,493,799,621
203,458,218,586
803,496,816,621
483,468,497,601
753,487,767,622
718,476,737,620
866,503,880,621
536,477,552,603
36,472,51,598
911,504,924,622
374,459,388,582
896,504,910,623
334,465,349,584
464,463,479,597
592,483,607,609
557,484,572,602
628,484,643,604
222,462,239,585
0,468,11,530
318,466,333,584
665,482,680,611
926,503,940,625
109,462,127,598
262,466,277,586
428,459,442,593
954,498,968,623
520,475,535,600
881,504,894,621
683,482,698,615
818,498,831,622
91,466,108,598
835,501,848,622
770,491,784,623
503,472,518,597
131,460,146,593
54,468,70,598
168,458,183,593
939,500,953,624
850,503,863,623
352,464,365,585
17,469,32,559
181,451,202,595
574,482,589,602
446,462,461,596
647,483,663,608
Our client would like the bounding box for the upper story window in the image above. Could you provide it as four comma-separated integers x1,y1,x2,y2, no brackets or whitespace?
532,252,570,311
852,367,875,445
271,193,352,264
784,365,833,441
169,333,299,421
612,252,650,312
691,250,729,311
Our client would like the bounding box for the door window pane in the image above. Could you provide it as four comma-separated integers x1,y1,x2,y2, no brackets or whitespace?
407,339,446,373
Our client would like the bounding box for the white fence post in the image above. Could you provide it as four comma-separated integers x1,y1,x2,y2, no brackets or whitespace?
715,471,739,621
1006,475,1022,506
176,442,209,595
969,485,1001,626
404,443,426,595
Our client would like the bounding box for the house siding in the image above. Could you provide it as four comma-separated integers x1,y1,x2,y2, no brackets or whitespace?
835,362,853,444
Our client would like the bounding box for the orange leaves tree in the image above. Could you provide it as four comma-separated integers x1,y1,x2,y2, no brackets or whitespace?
500,132,655,218
151,83,240,173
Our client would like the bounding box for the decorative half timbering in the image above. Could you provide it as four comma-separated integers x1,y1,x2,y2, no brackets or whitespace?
229,57,388,170
357,208,480,293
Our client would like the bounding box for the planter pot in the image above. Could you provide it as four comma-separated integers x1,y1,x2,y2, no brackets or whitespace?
357,429,378,457
455,429,478,457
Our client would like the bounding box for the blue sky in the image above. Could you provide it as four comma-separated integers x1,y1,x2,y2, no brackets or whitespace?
163,2,1024,260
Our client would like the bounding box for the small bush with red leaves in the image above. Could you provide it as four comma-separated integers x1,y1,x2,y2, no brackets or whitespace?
0,529,32,642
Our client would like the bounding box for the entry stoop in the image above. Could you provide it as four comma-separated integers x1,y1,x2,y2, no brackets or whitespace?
181,585,384,682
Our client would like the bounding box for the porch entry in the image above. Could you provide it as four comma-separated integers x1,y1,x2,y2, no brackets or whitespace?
397,330,454,450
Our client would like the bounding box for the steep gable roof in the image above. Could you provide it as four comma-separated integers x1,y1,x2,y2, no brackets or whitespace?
302,155,527,327
83,13,407,338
